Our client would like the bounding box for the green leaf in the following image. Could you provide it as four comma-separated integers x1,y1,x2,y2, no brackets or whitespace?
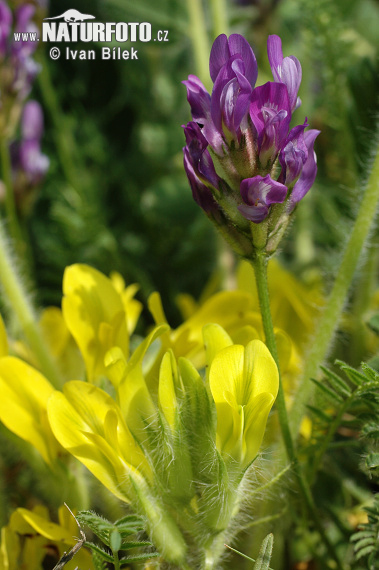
306,404,332,422
110,529,122,553
120,540,152,550
310,377,344,403
119,552,160,564
85,542,114,563
253,533,274,570
115,514,144,527
335,361,366,385
320,365,352,397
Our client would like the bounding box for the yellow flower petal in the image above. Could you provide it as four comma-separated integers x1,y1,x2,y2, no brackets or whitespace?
62,264,129,381
15,509,73,542
48,381,151,502
0,357,59,464
209,340,278,466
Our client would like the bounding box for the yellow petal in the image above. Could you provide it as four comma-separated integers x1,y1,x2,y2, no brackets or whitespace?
203,323,233,373
63,264,129,380
48,382,151,502
15,509,73,542
209,340,278,466
0,357,59,464
242,340,279,400
148,291,168,325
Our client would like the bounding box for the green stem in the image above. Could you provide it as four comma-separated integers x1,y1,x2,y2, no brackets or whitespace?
251,251,344,570
113,552,120,570
186,0,211,90
290,140,379,439
0,138,25,255
210,0,229,38
252,252,295,461
0,222,63,388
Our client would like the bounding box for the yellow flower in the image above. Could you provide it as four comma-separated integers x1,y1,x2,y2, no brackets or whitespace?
62,264,132,381
206,324,279,468
47,380,152,503
110,271,143,335
0,357,62,465
0,504,93,570
148,289,262,370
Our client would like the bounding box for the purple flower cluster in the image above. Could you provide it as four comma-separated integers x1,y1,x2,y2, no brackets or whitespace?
8,100,49,213
0,1,41,104
183,34,319,227
12,101,49,183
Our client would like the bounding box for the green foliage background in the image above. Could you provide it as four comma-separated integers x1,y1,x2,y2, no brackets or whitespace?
26,0,379,329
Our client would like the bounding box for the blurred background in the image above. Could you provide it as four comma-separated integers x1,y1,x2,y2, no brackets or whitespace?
1,2,379,567
6,0,379,330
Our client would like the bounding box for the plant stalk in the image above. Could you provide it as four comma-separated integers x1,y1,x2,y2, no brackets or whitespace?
210,0,229,39
0,222,63,388
0,138,25,257
290,139,379,439
186,0,211,90
251,251,344,570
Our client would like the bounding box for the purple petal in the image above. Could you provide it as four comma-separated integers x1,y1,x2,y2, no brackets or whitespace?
211,55,252,138
249,82,291,164
290,130,320,205
209,34,230,82
267,35,283,80
238,174,288,222
19,139,49,183
267,35,302,112
228,34,258,87
183,122,220,188
21,100,44,140
183,148,218,213
279,119,308,185
182,74,211,123
0,1,12,57
183,75,224,153
13,4,38,57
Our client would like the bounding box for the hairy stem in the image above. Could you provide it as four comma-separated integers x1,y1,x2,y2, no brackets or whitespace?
0,222,63,388
251,251,344,570
0,138,25,257
290,139,379,439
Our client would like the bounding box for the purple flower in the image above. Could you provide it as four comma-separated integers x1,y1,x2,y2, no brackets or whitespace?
21,99,44,140
183,150,218,214
267,35,302,112
210,34,258,143
279,119,309,186
182,32,319,239
0,1,12,57
238,175,288,222
250,82,291,167
183,121,219,213
182,75,223,153
183,122,220,188
11,100,49,186
289,129,320,206
13,4,38,57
